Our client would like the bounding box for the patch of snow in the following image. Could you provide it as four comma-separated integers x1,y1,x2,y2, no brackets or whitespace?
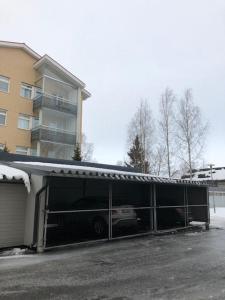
190,221,206,226
14,161,159,178
186,168,225,181
0,164,30,192
210,207,225,229
0,248,26,257
185,232,202,236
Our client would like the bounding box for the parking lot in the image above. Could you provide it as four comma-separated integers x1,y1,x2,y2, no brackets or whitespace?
1,226,225,300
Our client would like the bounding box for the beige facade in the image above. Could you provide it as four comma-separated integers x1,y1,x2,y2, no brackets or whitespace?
0,47,37,152
0,42,90,159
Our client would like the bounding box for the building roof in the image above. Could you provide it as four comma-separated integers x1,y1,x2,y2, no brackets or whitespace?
0,152,206,186
0,41,91,98
0,41,41,59
182,167,225,182
33,54,87,89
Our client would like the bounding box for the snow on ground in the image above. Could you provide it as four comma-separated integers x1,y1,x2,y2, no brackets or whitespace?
0,248,26,257
210,207,225,229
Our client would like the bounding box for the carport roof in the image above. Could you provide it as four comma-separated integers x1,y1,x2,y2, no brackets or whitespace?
3,161,207,187
0,152,207,186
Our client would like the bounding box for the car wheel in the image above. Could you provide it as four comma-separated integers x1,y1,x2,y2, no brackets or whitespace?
92,218,107,237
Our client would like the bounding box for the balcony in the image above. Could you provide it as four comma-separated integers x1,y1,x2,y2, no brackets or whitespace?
31,125,76,145
33,93,77,115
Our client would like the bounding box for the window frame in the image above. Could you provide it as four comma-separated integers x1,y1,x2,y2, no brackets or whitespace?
18,114,31,130
20,83,33,99
0,109,7,126
15,146,30,155
0,75,9,93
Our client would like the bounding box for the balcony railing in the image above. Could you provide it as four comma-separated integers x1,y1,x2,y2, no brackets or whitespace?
31,125,76,145
33,93,77,115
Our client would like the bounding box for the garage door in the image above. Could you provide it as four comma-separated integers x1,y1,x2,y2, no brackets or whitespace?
0,183,27,248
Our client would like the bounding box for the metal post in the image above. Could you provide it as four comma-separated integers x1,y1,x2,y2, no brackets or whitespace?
150,184,153,231
43,184,49,250
153,184,157,232
208,163,216,213
109,182,112,240
184,186,188,227
206,187,210,230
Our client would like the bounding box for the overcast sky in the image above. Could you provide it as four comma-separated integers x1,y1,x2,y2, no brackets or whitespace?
1,0,225,167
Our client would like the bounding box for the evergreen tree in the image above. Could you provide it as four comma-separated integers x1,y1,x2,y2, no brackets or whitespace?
126,135,149,173
0,144,9,153
3,145,9,153
72,143,82,161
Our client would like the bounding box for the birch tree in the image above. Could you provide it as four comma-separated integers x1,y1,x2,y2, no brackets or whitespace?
127,100,155,173
158,88,176,177
151,144,166,176
176,89,208,179
81,134,94,162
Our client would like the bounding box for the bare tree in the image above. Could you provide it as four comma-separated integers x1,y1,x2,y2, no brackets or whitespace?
158,88,176,177
176,89,208,179
127,99,155,173
151,144,166,176
81,134,94,162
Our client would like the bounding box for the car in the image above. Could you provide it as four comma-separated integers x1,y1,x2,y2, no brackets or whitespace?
58,196,139,237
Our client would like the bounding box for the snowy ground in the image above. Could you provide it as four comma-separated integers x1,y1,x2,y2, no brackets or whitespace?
0,209,225,299
210,207,225,229
1,229,225,299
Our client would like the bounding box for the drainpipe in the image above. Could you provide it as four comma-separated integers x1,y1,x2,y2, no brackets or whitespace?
32,184,48,252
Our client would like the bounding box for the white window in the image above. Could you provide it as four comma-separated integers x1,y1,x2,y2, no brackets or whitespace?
20,83,32,99
16,146,29,155
18,114,31,130
0,110,7,126
0,76,9,93
0,143,5,150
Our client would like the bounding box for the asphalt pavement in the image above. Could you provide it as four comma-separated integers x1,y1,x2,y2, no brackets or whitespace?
0,228,225,300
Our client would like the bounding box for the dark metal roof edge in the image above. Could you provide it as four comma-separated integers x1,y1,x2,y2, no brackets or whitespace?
0,152,138,173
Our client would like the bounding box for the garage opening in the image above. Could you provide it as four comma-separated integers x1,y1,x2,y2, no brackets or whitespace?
111,182,153,238
42,177,208,249
187,187,208,223
156,184,186,230
46,178,109,247
0,183,27,248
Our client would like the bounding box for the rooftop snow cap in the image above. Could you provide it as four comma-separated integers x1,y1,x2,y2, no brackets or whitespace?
182,167,225,181
0,164,30,192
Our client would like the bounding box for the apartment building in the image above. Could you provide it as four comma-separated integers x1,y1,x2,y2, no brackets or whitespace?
0,41,90,160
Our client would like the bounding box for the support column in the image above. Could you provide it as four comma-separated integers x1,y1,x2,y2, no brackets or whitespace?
153,184,157,232
76,88,82,145
109,182,112,239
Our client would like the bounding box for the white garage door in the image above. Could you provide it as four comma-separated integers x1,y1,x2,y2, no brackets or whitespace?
0,183,27,248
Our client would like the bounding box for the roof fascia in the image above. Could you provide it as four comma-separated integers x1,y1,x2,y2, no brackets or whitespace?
0,41,41,60
34,54,85,88
82,88,91,100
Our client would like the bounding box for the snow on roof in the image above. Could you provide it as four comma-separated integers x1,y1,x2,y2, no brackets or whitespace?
14,161,152,176
0,164,30,192
12,161,205,186
184,167,225,181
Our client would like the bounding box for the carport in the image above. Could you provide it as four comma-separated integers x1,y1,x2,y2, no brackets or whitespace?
27,163,209,251
0,155,209,252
